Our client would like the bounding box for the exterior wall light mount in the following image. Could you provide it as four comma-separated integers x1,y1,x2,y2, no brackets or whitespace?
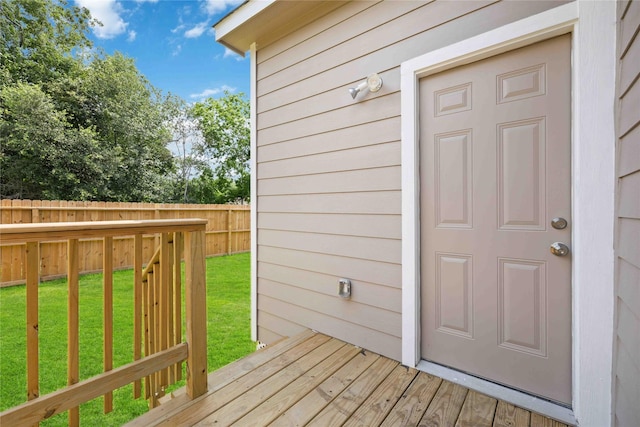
349,73,383,99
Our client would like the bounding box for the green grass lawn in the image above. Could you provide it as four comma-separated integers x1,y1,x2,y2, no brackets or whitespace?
0,252,254,426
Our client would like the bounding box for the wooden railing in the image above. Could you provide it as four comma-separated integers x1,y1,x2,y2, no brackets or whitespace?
0,220,208,426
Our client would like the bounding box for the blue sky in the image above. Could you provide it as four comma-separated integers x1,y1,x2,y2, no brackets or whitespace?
74,0,250,102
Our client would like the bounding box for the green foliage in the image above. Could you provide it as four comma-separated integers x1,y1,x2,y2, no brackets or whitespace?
0,82,110,199
191,92,250,203
0,0,174,202
0,253,254,426
0,0,94,85
0,0,249,204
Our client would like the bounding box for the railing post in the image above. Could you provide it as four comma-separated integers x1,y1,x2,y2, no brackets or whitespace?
68,239,80,426
184,229,207,399
25,242,39,412
103,236,113,413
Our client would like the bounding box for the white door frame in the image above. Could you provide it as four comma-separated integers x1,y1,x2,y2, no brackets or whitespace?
400,2,616,426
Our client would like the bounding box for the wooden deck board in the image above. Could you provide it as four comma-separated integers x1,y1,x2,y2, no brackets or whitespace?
418,381,469,427
456,390,498,427
305,356,399,426
270,347,381,426
493,401,531,427
342,365,419,427
130,331,574,427
232,344,361,426
195,338,346,426
381,371,443,427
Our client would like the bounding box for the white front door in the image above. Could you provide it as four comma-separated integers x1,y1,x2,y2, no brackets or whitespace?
419,35,572,405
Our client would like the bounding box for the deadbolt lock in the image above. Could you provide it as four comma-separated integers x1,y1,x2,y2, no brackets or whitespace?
551,217,568,230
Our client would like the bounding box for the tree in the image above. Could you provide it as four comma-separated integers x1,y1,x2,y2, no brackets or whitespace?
77,53,175,202
191,92,250,202
0,0,177,202
0,83,110,199
0,0,95,85
164,96,207,203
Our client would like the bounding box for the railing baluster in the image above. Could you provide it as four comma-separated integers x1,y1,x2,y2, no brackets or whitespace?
133,234,143,399
151,264,160,407
185,229,207,399
173,232,183,381
144,270,154,402
26,241,39,427
67,239,80,426
103,236,113,413
159,233,170,388
167,234,175,384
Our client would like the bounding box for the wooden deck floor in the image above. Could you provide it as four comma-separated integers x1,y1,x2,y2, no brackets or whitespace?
126,330,571,427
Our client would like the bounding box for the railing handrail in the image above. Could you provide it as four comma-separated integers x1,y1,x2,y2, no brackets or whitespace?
0,219,207,243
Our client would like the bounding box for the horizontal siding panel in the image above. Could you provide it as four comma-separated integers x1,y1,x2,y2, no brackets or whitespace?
616,338,640,413
258,295,401,360
620,0,640,54
258,1,422,78
618,259,640,319
258,262,401,312
260,279,401,337
258,142,400,179
258,166,400,196
258,229,401,264
619,124,640,177
257,1,376,64
258,247,401,288
258,314,306,343
617,302,640,372
258,1,491,95
615,377,640,427
258,192,401,215
258,212,401,239
257,326,285,345
258,117,399,162
620,27,640,94
257,0,564,112
618,218,640,267
619,72,640,136
258,93,400,146
258,69,401,130
619,171,640,218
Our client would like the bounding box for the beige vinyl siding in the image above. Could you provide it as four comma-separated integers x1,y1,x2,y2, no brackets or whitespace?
254,0,569,360
614,1,640,426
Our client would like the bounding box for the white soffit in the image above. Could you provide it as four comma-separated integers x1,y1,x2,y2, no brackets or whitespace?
214,0,348,55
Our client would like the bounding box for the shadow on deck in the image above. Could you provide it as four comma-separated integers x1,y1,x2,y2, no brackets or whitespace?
125,330,571,427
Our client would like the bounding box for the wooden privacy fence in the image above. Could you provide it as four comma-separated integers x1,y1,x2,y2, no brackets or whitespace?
0,219,208,426
0,200,250,286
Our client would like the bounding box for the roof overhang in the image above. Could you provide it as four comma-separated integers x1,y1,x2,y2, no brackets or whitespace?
214,0,348,56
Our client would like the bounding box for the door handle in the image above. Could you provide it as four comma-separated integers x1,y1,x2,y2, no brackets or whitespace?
550,242,570,256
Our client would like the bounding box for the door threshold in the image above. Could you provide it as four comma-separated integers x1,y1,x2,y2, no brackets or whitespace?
416,360,576,426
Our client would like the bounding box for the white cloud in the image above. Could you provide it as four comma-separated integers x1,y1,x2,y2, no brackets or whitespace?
172,44,183,57
184,21,209,39
171,23,186,34
127,30,137,41
202,0,244,16
223,47,245,61
75,0,128,39
189,85,237,100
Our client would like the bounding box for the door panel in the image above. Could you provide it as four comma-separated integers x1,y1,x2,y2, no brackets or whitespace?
419,35,572,405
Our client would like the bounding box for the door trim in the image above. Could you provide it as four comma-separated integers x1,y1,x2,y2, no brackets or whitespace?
400,2,616,425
